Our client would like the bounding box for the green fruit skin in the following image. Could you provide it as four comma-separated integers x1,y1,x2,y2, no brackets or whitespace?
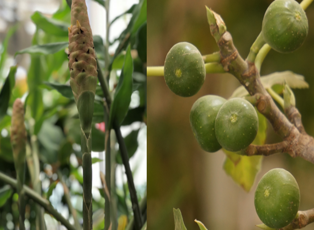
262,0,308,53
255,168,300,228
164,42,205,97
215,98,258,152
190,95,226,152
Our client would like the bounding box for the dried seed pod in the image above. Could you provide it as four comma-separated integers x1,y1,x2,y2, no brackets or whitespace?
68,0,97,137
10,99,26,169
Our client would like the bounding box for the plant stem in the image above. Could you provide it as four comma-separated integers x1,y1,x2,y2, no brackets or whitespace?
125,192,147,230
114,125,142,230
202,52,220,63
247,32,265,63
29,120,46,230
81,129,93,230
0,172,76,230
57,171,81,230
255,44,271,72
300,0,314,10
205,62,225,73
266,87,284,109
147,66,164,76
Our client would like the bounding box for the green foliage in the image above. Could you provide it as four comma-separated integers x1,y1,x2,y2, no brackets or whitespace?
0,66,16,122
0,185,12,208
109,45,133,128
173,208,187,230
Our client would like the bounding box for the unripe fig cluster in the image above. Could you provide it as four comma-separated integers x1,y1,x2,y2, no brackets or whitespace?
190,96,258,153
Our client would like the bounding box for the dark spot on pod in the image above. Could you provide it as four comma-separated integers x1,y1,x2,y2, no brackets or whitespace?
83,42,85,44
77,32,79,35
71,68,73,71
75,58,78,62
87,49,90,54
82,69,85,72
93,47,95,49
80,29,83,34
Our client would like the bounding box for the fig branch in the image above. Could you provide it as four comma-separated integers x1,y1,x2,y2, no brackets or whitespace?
206,6,314,164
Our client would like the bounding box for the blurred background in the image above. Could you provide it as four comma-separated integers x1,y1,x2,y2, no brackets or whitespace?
147,0,314,229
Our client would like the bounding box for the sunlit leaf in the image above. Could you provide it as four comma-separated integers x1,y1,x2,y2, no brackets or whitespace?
31,11,69,37
46,181,58,201
230,71,309,98
0,185,12,207
15,42,69,56
0,25,18,79
173,208,187,230
92,157,103,164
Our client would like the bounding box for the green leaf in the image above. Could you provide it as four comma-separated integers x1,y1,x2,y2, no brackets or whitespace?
0,185,12,208
0,66,17,122
121,107,145,126
0,134,13,162
195,220,208,230
43,82,73,99
136,23,147,63
131,0,147,35
93,35,105,59
92,157,103,164
112,53,125,70
15,42,69,56
230,71,309,98
0,25,18,79
173,208,187,230
110,4,136,26
38,121,64,164
92,124,105,152
109,45,133,128
27,89,44,121
222,110,266,192
31,11,69,37
46,181,58,201
58,140,73,165
34,107,59,135
116,129,139,164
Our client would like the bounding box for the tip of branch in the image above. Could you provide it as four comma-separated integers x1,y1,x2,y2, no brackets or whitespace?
284,82,296,109
205,6,227,35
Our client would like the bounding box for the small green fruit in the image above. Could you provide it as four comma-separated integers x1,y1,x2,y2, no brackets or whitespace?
215,98,258,151
262,0,308,53
190,95,226,152
164,42,205,97
255,168,300,228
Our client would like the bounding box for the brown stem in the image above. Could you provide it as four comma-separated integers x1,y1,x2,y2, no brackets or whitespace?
285,106,306,135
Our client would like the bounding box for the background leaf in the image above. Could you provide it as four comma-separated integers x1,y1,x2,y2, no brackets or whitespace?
0,66,17,121
43,82,73,99
116,129,139,164
15,42,69,56
31,11,69,37
109,45,133,128
0,185,12,208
